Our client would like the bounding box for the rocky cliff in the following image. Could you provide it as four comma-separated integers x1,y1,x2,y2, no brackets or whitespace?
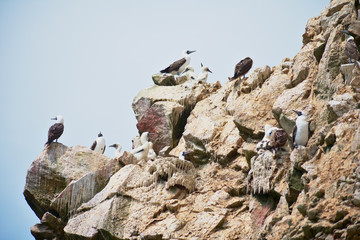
25,0,360,239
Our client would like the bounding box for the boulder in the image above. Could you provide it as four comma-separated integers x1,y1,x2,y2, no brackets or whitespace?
24,143,112,219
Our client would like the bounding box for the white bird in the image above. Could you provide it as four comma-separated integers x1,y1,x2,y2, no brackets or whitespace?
256,124,273,151
179,151,190,160
182,66,197,81
130,132,152,161
90,132,106,154
160,50,196,75
147,142,157,160
293,110,309,148
196,63,212,82
109,143,122,158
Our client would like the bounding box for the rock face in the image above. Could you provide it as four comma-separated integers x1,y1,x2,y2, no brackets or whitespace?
25,1,360,239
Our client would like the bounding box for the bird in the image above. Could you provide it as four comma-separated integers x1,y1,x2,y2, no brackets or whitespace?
109,143,122,158
179,151,190,161
160,50,196,75
341,30,360,68
228,57,253,81
147,142,157,160
130,132,152,161
292,110,309,148
256,124,274,151
90,132,106,154
182,66,197,81
45,115,64,146
269,128,288,149
197,63,212,82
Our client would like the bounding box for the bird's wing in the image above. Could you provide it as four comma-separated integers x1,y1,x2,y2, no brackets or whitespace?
346,41,360,60
292,124,297,144
234,58,253,78
160,58,186,73
102,145,106,154
47,123,64,143
90,140,97,151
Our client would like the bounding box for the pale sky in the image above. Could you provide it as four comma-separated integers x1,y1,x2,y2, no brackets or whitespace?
0,1,328,239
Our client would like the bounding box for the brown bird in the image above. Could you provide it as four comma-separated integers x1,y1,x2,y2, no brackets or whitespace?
45,115,64,146
228,57,253,81
341,30,360,68
269,128,288,149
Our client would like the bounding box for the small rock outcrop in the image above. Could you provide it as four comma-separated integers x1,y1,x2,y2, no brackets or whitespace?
25,0,360,239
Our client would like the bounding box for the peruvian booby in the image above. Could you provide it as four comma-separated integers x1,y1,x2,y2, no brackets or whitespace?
179,151,190,161
197,63,212,82
292,110,309,148
90,132,106,154
182,66,197,81
109,143,122,158
256,124,273,151
130,132,152,161
228,57,253,81
147,142,157,160
45,115,64,146
160,50,196,75
341,30,360,68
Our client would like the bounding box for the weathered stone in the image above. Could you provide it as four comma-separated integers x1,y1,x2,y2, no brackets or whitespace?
327,93,357,119
136,101,184,152
152,73,176,86
348,20,360,37
31,223,56,240
132,80,218,153
24,143,112,219
41,212,65,235
242,65,271,91
308,208,319,221
297,204,308,216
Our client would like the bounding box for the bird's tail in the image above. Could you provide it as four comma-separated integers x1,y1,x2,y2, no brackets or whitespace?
44,141,50,147
160,68,169,74
228,76,234,81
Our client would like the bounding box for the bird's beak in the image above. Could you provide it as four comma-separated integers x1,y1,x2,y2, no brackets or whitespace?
188,50,196,54
182,68,189,74
51,117,57,120
207,68,212,73
109,144,116,148
293,110,301,116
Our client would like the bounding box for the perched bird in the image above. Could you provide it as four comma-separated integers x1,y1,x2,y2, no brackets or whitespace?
90,132,106,154
130,132,152,161
45,115,64,146
179,151,190,161
269,128,288,149
341,30,360,68
256,124,274,151
182,66,197,81
197,63,212,82
228,57,253,81
293,110,309,148
109,143,122,158
160,50,196,75
147,142,157,160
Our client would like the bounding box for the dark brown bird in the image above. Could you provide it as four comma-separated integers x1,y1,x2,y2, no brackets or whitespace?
160,50,196,75
269,128,288,149
45,115,64,146
341,30,360,68
228,57,253,81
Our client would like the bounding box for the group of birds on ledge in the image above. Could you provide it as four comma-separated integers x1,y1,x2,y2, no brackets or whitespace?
43,30,359,160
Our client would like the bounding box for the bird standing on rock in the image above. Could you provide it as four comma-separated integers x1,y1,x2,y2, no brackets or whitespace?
292,110,309,148
160,50,196,75
90,132,106,154
109,143,122,158
45,115,64,146
197,63,212,82
341,30,360,69
228,57,253,81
